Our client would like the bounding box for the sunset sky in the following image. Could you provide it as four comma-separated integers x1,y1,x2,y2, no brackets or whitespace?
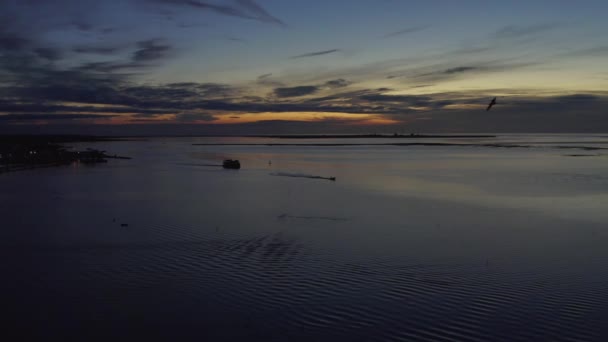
1,0,607,134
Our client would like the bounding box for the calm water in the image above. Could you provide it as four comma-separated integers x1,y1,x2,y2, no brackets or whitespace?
1,135,608,341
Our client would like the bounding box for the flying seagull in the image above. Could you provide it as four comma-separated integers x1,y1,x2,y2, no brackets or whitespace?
486,97,497,111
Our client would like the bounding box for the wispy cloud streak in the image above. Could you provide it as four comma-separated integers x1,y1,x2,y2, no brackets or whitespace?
133,39,171,62
494,23,561,39
290,49,340,59
155,0,285,26
234,0,286,27
382,26,426,38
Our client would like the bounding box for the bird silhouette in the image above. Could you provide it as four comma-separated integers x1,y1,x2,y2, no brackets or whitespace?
486,97,497,111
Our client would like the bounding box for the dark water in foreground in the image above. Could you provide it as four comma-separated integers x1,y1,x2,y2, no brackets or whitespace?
1,135,608,341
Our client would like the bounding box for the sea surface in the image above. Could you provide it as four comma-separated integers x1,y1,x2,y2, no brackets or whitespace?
1,134,608,341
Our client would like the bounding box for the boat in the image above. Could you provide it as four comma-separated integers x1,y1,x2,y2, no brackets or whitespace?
223,159,241,169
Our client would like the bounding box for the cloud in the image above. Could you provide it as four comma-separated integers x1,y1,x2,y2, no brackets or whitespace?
123,85,200,102
3,69,608,133
0,31,29,51
0,1,607,135
133,39,171,62
0,114,117,122
73,45,125,55
324,79,351,88
0,0,605,134
2,76,249,124
358,94,435,108
33,48,62,61
234,0,286,27
100,27,119,34
563,46,608,58
257,73,272,80
0,4,172,84
175,112,216,122
494,23,561,39
290,49,340,59
226,36,247,42
165,82,199,87
72,21,94,32
382,26,426,38
399,61,537,84
392,93,608,133
76,61,150,73
274,86,319,98
0,0,285,91
444,66,477,74
156,0,251,18
409,84,433,89
0,101,167,115
155,0,285,26
0,37,28,52
554,94,600,102
168,82,238,98
256,73,286,87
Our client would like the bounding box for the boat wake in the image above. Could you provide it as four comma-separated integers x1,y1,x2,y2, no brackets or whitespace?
270,172,335,181
277,214,349,221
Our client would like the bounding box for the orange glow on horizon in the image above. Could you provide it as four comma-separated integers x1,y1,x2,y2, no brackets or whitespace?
442,104,484,110
213,112,399,125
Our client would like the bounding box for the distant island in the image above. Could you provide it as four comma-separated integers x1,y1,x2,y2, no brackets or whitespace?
262,134,496,139
0,135,130,174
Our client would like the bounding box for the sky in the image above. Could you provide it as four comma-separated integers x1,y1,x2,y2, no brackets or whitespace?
1,0,608,135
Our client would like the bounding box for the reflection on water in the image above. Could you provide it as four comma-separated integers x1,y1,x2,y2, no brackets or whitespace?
1,135,608,340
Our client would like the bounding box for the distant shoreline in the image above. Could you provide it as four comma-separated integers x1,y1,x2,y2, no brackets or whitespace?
264,134,496,139
3,133,607,140
0,135,135,144
0,135,130,174
192,142,608,151
1,134,496,140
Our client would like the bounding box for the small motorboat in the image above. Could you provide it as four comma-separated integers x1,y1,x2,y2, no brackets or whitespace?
223,159,241,169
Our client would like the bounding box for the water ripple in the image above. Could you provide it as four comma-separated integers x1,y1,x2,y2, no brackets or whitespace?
3,227,608,341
